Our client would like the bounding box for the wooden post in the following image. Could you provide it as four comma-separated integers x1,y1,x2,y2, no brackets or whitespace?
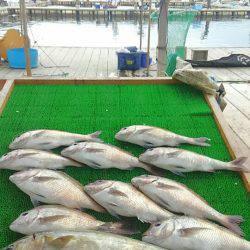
139,0,143,50
146,0,152,76
157,0,169,76
19,0,31,76
207,0,211,9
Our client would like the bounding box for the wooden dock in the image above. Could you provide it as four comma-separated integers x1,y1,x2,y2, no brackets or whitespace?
6,6,250,18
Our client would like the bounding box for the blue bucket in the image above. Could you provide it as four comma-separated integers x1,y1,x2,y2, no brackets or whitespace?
7,48,38,69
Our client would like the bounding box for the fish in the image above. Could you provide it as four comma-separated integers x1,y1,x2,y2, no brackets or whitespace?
142,217,250,250
115,125,211,148
84,180,174,223
9,169,105,213
9,129,102,150
4,231,164,250
132,175,243,236
0,149,82,171
139,147,249,175
61,141,164,176
10,205,137,235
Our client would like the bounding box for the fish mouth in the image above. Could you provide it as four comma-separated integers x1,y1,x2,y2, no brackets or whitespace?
131,175,157,188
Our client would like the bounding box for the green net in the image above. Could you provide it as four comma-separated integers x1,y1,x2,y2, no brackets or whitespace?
0,83,249,248
151,10,197,75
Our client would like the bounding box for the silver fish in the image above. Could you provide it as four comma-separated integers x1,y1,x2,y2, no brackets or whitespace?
0,149,81,170
132,175,243,236
5,231,164,250
10,205,136,235
84,180,173,223
142,217,250,250
139,147,249,175
115,125,211,148
61,142,163,176
9,129,102,150
9,169,105,213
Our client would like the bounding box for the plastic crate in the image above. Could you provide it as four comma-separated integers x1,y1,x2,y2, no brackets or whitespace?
140,51,152,68
7,48,38,69
117,52,141,71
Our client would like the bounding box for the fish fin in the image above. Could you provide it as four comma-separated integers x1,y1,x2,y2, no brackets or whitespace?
170,170,186,177
32,176,59,182
46,235,74,247
108,188,128,198
97,221,139,235
228,157,249,173
85,148,106,153
39,215,68,224
165,151,183,158
143,141,156,148
88,161,102,169
191,137,211,147
30,197,42,207
220,215,244,237
105,204,121,219
155,194,172,210
88,131,103,143
156,182,180,190
143,164,166,177
178,227,209,237
137,128,154,135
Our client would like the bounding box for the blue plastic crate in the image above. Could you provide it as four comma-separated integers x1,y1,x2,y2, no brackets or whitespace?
140,51,152,68
7,48,38,69
117,52,141,71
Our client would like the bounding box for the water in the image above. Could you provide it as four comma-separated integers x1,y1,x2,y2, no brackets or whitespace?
1,15,250,48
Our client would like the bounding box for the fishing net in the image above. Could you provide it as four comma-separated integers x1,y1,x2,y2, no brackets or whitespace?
151,10,197,75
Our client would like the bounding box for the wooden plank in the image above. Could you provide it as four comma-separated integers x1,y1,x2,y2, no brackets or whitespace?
97,48,108,78
223,101,250,147
72,48,87,79
231,84,250,100
79,48,94,78
85,48,101,78
0,80,6,91
0,80,15,115
14,77,179,85
107,48,118,77
205,94,250,192
224,84,250,119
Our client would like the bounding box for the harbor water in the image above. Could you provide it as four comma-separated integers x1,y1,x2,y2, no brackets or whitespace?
0,15,250,48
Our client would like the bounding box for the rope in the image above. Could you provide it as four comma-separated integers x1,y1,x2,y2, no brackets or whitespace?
27,23,69,77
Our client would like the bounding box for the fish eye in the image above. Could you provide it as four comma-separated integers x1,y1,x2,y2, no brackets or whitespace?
155,223,161,227
96,180,103,183
22,212,28,216
122,127,127,130
6,244,13,250
147,149,153,152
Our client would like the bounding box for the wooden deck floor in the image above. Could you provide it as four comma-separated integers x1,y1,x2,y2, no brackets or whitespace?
0,46,249,171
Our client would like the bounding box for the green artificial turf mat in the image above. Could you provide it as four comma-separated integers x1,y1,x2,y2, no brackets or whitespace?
0,83,249,247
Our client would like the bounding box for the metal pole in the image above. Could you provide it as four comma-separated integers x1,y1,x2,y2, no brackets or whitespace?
20,0,31,76
139,0,143,50
157,0,169,76
146,0,152,76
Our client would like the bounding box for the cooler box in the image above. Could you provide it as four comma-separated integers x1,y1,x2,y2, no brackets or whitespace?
7,48,38,69
117,52,141,71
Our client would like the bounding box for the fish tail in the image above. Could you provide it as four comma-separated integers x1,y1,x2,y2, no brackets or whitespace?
220,215,244,237
97,221,139,235
227,157,249,172
139,162,166,177
88,131,103,143
189,137,211,147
